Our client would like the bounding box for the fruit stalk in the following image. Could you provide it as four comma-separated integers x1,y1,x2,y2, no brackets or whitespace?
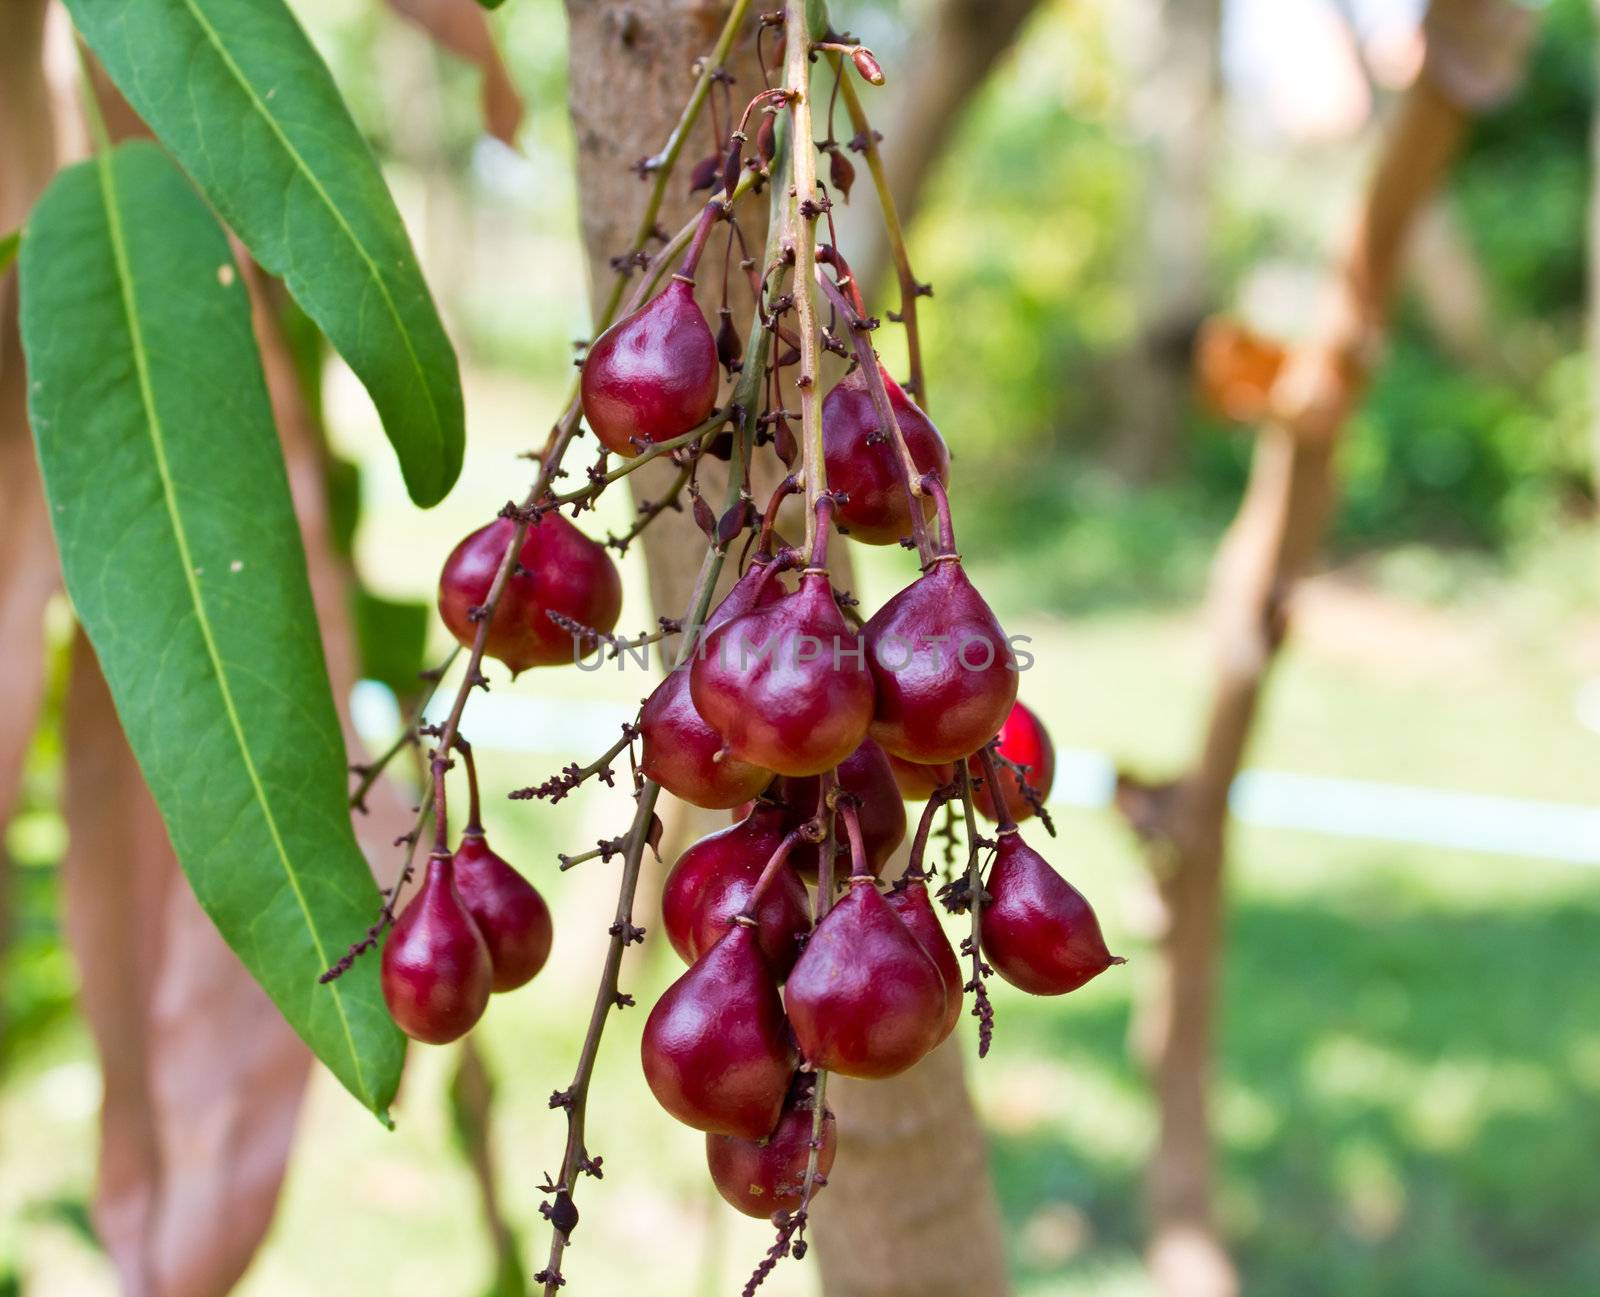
347,644,460,813
740,828,809,917
955,762,995,1057
813,270,934,562
783,1,828,554
537,142,789,1295
834,67,927,409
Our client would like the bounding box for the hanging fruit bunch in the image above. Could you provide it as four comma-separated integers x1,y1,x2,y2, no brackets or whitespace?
323,5,1122,1291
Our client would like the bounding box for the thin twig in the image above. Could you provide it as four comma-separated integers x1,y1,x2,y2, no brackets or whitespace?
835,68,929,408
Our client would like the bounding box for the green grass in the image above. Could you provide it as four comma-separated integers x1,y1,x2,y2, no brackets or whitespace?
6,549,1597,1295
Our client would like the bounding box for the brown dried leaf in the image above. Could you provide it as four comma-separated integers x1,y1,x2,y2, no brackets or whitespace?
0,0,65,833
387,0,525,146
63,632,314,1297
1194,315,1287,424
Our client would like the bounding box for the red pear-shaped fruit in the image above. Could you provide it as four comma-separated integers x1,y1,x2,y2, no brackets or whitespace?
641,924,796,1137
692,570,874,777
381,855,493,1044
821,365,950,545
863,558,1017,765
660,806,809,979
971,700,1055,823
640,558,785,809
885,877,962,1044
772,739,906,880
581,279,719,457
438,513,622,674
785,878,947,1079
979,831,1122,995
706,1077,837,1218
451,833,552,993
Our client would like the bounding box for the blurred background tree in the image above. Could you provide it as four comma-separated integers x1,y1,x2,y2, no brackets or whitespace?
3,0,1597,1295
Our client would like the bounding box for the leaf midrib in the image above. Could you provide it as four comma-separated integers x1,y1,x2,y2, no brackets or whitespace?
93,145,374,1107
172,0,447,482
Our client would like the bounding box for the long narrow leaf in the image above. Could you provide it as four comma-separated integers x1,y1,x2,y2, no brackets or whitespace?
20,141,405,1117
65,0,465,507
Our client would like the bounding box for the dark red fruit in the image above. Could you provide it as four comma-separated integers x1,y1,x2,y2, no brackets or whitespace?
381,856,493,1044
706,1078,837,1218
785,878,947,1079
885,877,962,1044
979,831,1123,995
692,569,874,777
580,278,718,457
640,923,796,1137
438,513,622,674
771,739,906,880
863,558,1016,765
660,806,810,980
451,833,552,993
820,365,949,545
640,558,785,809
973,700,1055,823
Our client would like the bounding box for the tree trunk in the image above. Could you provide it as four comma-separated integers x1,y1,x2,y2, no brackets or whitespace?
1108,0,1222,482
563,5,1008,1293
1118,42,1517,1297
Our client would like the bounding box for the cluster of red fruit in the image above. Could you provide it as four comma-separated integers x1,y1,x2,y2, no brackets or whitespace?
403,261,1123,1220
382,814,553,1044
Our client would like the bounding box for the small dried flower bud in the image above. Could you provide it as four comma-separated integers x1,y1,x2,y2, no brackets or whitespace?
722,138,743,198
755,112,777,167
692,491,718,540
688,153,719,193
829,149,856,203
774,414,799,467
716,309,743,373
851,47,885,86
717,499,751,545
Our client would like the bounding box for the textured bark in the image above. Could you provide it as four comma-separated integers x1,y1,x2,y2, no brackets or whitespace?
563,5,1007,1293
1118,60,1492,1297
1109,0,1222,481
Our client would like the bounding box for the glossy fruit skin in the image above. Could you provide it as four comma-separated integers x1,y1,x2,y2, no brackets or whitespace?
821,365,950,545
972,701,1055,823
581,279,719,457
691,572,875,777
660,806,810,980
639,668,776,809
885,878,962,1044
979,832,1122,996
863,561,1017,765
706,1083,837,1218
641,924,797,1138
785,879,948,1079
451,834,552,992
381,856,493,1044
640,560,782,809
438,514,623,674
772,739,906,880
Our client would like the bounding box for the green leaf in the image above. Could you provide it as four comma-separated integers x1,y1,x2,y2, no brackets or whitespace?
805,0,830,42
65,0,465,508
351,588,430,698
0,228,18,278
19,141,405,1118
476,0,508,9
